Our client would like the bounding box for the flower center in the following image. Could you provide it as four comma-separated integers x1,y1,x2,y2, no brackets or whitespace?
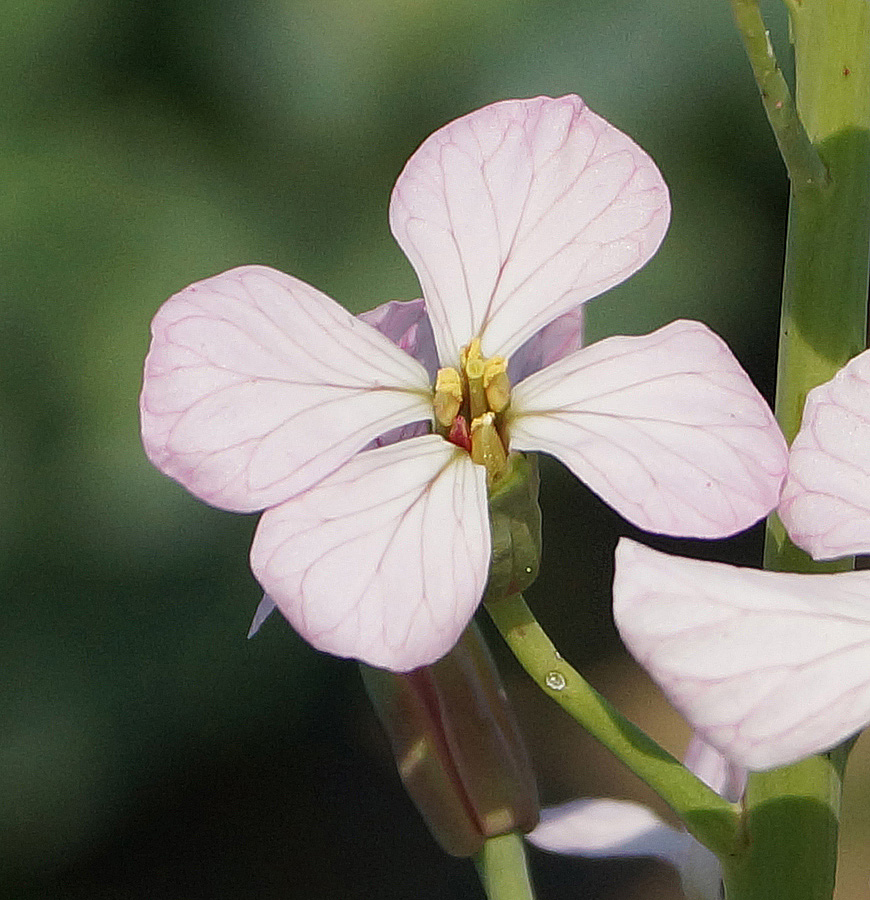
433,339,511,483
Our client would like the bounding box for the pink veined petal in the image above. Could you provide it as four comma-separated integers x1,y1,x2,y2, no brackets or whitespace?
780,348,870,560
390,95,670,367
613,538,870,771
530,799,721,900
530,737,728,900
683,734,746,803
249,434,490,672
508,320,788,538
140,265,432,512
529,799,688,864
508,305,585,385
358,297,439,379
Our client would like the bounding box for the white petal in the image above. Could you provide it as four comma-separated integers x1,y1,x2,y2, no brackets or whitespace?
509,320,787,538
780,349,870,559
677,839,726,900
249,435,490,671
683,735,746,803
140,266,432,512
529,799,688,864
390,96,669,367
614,538,870,770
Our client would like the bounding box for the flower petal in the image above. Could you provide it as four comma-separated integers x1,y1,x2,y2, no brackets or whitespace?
249,435,490,671
509,320,787,538
529,798,688,864
683,735,746,803
780,349,870,559
140,265,432,512
390,95,669,366
358,297,439,380
508,305,585,385
613,538,870,770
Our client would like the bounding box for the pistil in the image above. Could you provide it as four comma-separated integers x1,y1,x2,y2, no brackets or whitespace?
462,339,488,421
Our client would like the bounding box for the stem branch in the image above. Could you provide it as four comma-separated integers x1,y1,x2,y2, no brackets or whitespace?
728,0,828,189
485,593,741,860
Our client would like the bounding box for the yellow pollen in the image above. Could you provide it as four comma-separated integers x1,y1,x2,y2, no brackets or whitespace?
433,367,463,428
483,357,510,413
470,412,508,481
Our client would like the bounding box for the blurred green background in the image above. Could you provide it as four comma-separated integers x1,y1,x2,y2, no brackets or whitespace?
3,1,869,897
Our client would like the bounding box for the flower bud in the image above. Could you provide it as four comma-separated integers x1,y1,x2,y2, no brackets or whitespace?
361,622,540,856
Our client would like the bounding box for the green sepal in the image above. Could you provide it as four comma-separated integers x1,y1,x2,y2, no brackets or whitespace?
483,452,542,605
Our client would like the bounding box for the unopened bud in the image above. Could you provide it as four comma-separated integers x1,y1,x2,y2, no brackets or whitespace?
361,622,540,857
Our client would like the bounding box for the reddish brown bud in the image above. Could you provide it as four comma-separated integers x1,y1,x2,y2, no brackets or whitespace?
362,622,540,856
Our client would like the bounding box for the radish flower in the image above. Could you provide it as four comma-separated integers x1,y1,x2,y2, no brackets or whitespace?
614,348,870,770
141,95,786,672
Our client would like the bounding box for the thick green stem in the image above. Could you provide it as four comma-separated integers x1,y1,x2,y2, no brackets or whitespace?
485,593,742,860
722,753,848,900
474,832,537,900
726,2,870,899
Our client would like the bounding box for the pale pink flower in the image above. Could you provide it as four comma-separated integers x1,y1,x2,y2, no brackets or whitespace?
141,95,786,671
614,349,870,769
529,736,745,900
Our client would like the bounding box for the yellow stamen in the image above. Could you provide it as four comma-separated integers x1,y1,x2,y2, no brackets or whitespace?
433,367,463,428
483,357,510,413
470,412,508,481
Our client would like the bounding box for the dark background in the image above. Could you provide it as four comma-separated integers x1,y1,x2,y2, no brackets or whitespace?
3,1,868,897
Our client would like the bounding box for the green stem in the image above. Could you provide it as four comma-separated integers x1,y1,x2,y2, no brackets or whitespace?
485,593,742,860
725,1,870,899
473,832,536,900
728,0,828,189
721,753,847,900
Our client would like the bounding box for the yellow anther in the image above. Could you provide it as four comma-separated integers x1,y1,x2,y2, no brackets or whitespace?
470,412,508,481
483,357,510,413
433,367,463,428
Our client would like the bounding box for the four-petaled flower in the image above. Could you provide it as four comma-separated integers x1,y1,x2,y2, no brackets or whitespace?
140,95,787,672
614,347,870,770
